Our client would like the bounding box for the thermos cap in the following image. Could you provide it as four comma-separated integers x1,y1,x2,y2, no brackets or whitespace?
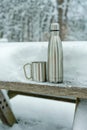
50,23,59,31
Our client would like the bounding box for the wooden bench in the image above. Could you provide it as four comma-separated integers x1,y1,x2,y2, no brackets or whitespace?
0,81,87,128
0,42,87,129
0,90,17,126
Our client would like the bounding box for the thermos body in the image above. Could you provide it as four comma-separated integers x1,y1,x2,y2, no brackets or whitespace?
47,23,63,83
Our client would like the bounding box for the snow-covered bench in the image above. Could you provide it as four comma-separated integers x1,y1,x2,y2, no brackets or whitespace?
0,42,87,129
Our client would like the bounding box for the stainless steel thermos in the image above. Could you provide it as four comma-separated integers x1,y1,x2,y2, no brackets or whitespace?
47,23,63,83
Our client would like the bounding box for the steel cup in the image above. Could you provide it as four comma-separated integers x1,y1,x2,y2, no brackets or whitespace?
23,62,46,82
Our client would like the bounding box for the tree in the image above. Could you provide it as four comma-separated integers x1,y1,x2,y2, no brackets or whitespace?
56,0,70,40
0,0,58,42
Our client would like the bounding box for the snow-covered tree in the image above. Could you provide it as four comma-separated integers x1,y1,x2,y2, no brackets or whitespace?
0,0,87,41
0,0,58,42
66,0,87,40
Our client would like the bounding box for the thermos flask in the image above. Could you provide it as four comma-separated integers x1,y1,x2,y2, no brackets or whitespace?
47,23,63,83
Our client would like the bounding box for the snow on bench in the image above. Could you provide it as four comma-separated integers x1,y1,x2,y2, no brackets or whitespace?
0,41,87,99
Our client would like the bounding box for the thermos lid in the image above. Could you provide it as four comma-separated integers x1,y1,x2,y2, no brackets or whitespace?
50,23,59,31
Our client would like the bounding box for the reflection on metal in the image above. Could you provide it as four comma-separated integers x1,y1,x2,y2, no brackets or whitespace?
48,23,63,83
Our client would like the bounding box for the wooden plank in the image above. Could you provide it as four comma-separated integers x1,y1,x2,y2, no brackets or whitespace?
0,90,17,126
8,91,76,103
0,81,87,99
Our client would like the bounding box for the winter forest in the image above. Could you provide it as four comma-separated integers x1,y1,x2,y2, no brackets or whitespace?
0,0,87,42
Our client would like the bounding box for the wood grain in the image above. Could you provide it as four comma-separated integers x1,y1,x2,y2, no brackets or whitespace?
0,91,17,126
8,90,76,103
0,81,87,99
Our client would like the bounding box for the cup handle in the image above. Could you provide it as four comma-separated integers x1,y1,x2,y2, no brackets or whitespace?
23,63,32,79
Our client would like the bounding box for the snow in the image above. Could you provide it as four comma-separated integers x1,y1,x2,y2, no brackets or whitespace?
0,42,47,82
0,38,8,42
73,99,87,130
0,95,75,130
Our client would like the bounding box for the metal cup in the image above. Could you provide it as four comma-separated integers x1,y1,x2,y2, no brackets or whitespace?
23,62,46,82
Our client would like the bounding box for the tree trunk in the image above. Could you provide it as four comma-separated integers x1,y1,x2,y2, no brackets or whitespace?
57,0,70,40
57,0,64,40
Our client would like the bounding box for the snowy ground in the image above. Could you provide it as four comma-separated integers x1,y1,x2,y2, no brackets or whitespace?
0,96,75,130
0,41,87,130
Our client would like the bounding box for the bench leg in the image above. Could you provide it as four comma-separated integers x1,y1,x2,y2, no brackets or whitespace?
0,90,17,126
72,98,87,130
